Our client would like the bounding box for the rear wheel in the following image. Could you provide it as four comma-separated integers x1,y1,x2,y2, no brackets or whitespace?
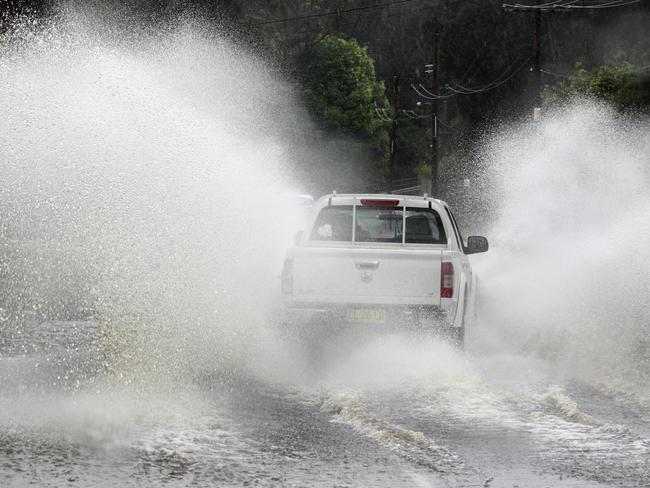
447,326,465,350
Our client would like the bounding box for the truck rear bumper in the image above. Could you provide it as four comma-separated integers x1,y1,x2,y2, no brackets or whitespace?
280,304,452,329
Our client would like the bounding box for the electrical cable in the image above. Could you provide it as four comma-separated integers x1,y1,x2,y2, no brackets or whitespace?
561,0,641,9
455,54,486,87
541,68,570,77
557,0,640,8
411,83,455,100
374,105,393,122
412,56,531,99
529,0,578,8
503,0,575,10
503,0,640,10
256,0,420,26
447,56,527,93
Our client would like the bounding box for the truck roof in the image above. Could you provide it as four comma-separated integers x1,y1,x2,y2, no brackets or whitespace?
315,193,448,209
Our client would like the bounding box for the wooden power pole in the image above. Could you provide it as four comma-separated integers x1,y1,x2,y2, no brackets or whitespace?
533,0,542,114
430,30,440,196
389,75,400,168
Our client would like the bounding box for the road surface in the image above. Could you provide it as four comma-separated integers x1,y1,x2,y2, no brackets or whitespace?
1,319,649,487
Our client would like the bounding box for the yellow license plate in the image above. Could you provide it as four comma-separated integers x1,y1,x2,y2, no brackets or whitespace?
346,308,386,324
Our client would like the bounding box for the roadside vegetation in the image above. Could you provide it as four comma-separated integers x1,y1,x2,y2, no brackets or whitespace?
543,62,650,112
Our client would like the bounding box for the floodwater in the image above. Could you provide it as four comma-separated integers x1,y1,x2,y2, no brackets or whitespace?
2,320,650,487
1,8,650,488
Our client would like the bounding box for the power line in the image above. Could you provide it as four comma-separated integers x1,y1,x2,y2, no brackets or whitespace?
411,83,453,100
256,0,420,26
411,56,531,100
448,56,530,93
503,0,641,11
456,54,486,85
504,0,577,9
561,0,641,9
375,108,430,122
536,0,579,7
540,67,570,77
504,0,641,117
375,106,393,122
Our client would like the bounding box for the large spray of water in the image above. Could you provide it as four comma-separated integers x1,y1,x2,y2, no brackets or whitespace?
474,101,650,385
0,11,303,388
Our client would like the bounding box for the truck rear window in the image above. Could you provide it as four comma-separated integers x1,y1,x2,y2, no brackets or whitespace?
310,206,447,244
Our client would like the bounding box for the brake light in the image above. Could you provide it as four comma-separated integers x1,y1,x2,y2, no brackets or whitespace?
360,199,399,206
281,258,293,294
441,262,454,298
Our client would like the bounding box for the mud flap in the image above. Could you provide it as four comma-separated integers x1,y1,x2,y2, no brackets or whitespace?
449,275,468,350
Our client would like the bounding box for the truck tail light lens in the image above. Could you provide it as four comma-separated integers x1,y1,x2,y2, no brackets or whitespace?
281,258,293,294
360,199,399,206
441,262,454,298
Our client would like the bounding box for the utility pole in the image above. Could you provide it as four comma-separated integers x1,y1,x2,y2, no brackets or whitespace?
503,0,543,119
504,0,642,118
430,30,440,196
388,76,400,168
533,0,542,118
504,0,637,119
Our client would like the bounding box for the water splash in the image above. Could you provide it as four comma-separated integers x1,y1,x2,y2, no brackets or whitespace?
474,101,650,385
0,11,300,386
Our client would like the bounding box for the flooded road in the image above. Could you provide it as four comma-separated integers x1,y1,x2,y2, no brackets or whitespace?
2,321,649,488
1,9,649,488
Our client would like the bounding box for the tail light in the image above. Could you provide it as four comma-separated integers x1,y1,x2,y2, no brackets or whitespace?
441,262,454,298
360,199,399,206
281,258,293,294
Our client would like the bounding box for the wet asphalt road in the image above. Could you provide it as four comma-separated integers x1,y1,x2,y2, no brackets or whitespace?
1,320,650,488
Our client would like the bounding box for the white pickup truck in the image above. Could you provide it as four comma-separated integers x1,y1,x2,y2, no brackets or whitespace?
280,194,488,346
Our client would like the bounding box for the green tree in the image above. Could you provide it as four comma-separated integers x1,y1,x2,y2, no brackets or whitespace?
301,36,389,161
543,62,650,112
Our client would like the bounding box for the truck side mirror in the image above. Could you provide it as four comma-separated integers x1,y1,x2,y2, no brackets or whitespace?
466,236,488,254
294,230,304,246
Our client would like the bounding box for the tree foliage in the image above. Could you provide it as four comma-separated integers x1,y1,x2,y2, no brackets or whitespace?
301,36,388,156
543,62,650,112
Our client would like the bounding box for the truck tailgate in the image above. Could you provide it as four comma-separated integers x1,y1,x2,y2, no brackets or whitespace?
291,247,442,306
